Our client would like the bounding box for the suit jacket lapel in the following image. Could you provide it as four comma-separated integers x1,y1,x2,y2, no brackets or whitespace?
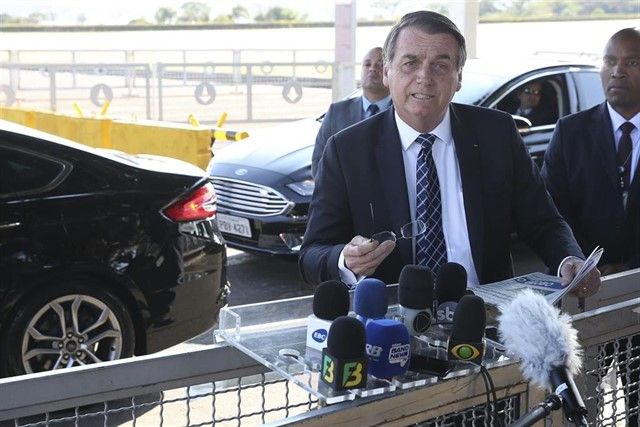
349,98,364,123
592,103,619,190
449,105,484,279
374,108,413,266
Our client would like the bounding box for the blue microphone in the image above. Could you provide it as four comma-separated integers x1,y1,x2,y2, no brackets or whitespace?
353,278,387,325
365,319,411,379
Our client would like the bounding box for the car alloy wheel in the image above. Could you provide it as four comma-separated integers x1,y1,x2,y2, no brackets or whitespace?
1,280,135,376
22,294,125,373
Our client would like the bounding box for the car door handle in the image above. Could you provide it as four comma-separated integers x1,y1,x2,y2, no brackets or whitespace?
0,222,21,230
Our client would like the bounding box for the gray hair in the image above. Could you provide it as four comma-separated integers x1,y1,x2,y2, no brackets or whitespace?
383,11,467,71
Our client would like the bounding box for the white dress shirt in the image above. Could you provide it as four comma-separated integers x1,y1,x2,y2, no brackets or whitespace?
607,103,640,180
339,109,480,287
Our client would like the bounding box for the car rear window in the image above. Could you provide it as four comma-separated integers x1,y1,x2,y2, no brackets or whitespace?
0,147,66,195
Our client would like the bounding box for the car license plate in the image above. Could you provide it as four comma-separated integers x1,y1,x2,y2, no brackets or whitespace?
217,213,252,238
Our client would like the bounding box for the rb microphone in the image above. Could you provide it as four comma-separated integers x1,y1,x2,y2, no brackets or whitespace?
434,262,467,326
447,294,486,365
397,265,433,335
321,316,368,391
365,319,411,379
306,280,350,351
499,289,587,426
353,278,387,325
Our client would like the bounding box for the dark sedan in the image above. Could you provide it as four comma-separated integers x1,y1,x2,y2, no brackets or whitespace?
0,120,229,376
208,59,605,256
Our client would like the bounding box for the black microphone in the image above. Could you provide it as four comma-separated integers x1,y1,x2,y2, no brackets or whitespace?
447,294,486,365
499,289,587,426
306,280,350,351
434,262,467,326
397,265,433,335
320,316,368,391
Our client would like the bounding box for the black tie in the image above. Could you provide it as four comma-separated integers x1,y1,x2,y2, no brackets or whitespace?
618,122,635,190
365,103,379,119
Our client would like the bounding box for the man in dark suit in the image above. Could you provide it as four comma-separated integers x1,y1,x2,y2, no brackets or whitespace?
311,47,392,178
542,28,640,274
541,27,640,424
300,11,600,295
511,80,557,126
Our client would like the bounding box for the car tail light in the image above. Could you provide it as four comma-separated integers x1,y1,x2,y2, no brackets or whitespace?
163,182,217,222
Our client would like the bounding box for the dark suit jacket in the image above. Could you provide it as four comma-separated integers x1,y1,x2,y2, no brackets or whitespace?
300,104,583,286
311,97,392,178
541,103,640,268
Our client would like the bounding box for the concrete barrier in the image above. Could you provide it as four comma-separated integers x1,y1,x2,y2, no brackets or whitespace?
0,107,223,170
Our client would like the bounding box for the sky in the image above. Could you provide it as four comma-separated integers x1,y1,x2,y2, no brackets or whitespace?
0,0,418,24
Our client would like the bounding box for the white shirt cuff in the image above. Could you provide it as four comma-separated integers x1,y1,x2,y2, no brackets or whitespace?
338,249,365,289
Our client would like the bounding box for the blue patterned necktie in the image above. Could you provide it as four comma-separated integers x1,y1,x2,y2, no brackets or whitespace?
415,133,447,275
365,103,379,119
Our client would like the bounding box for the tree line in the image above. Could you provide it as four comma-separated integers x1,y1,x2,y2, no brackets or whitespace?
0,0,637,26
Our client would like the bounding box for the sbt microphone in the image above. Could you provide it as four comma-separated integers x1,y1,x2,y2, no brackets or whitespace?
306,280,350,351
365,319,411,379
499,289,587,426
447,294,486,365
434,262,467,326
353,278,387,325
321,316,368,391
397,265,433,335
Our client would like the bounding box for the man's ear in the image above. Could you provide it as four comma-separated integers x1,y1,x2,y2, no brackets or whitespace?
383,65,389,87
456,71,462,91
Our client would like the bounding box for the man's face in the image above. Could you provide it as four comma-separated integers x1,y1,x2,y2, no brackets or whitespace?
383,27,462,133
600,32,640,118
517,82,543,109
361,49,385,92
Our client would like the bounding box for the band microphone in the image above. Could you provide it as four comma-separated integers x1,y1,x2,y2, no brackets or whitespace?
306,280,350,351
353,278,387,325
499,289,587,426
397,265,433,335
447,294,486,365
434,262,467,326
320,316,368,391
365,319,411,379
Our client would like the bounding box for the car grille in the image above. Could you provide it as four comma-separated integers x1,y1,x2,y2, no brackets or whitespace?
211,177,293,217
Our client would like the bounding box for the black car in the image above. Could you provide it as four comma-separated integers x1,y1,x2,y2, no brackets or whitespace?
208,59,605,256
0,120,229,376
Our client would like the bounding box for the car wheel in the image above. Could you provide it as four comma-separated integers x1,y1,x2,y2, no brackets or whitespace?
1,279,135,376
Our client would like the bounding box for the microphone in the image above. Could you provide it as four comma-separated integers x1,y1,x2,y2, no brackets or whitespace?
320,316,368,391
447,294,486,365
353,278,387,325
397,265,433,335
434,262,467,326
365,319,411,379
499,289,587,426
306,280,350,351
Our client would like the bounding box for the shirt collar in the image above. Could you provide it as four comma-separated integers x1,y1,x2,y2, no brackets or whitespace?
606,102,640,133
395,107,453,151
362,95,391,113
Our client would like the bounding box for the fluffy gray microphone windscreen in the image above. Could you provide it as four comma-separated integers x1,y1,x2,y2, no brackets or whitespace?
498,289,582,390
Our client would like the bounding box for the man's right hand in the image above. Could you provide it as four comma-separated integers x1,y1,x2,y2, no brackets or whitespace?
344,235,396,277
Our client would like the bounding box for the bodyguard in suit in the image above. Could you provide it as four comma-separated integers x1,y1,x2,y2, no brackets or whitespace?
300,11,600,295
541,28,640,425
542,27,640,274
311,47,392,178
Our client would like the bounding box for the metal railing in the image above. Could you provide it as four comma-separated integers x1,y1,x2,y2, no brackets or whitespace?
0,59,344,124
0,270,638,426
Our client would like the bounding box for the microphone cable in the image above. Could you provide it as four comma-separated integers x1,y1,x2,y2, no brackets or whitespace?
479,364,502,427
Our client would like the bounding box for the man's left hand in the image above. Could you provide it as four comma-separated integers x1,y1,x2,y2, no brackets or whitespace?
560,258,601,297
